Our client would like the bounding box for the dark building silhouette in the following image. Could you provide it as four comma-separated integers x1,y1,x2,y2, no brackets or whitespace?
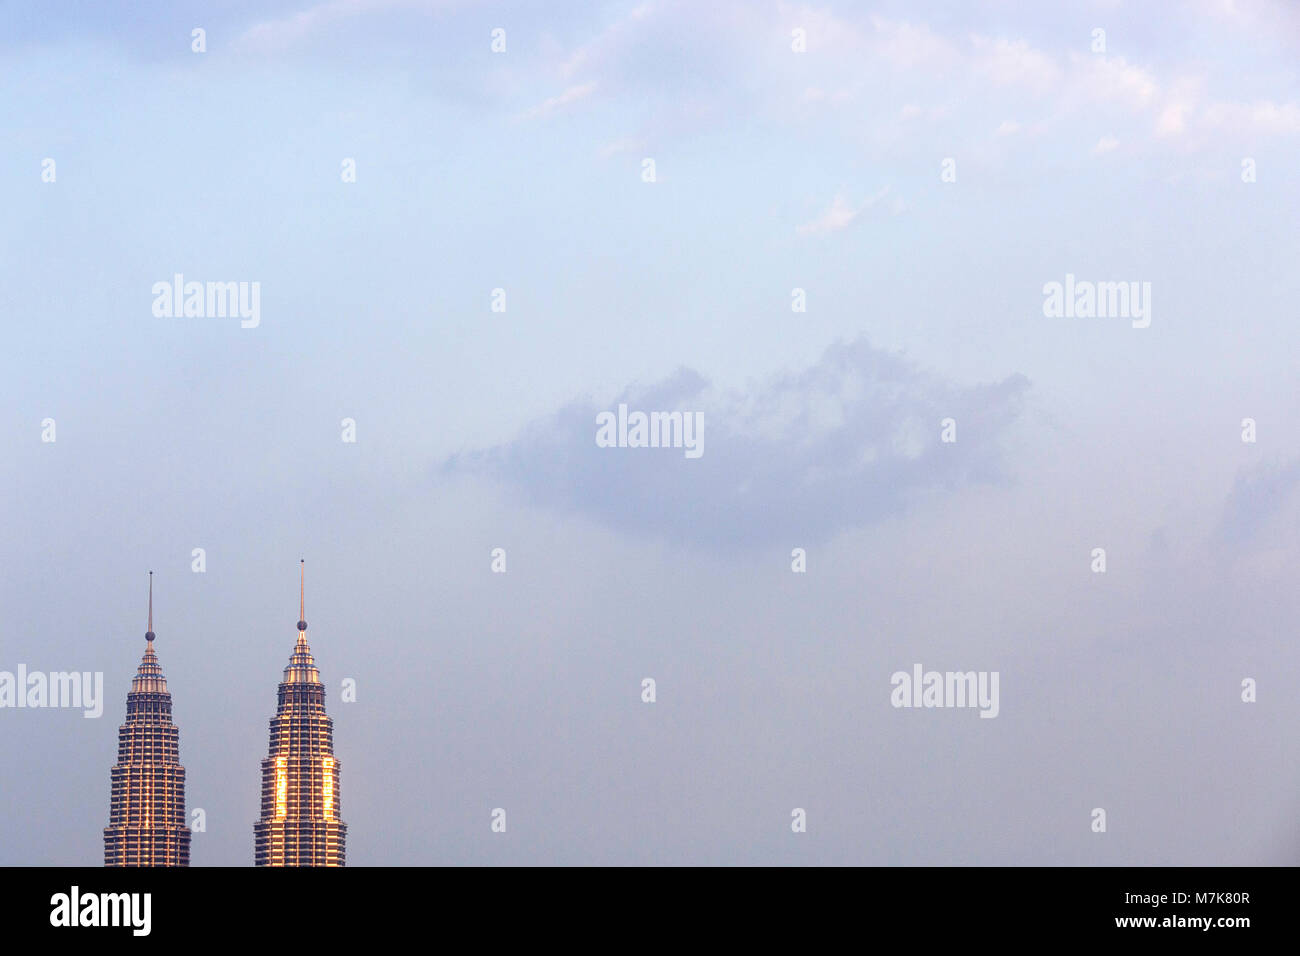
253,561,346,866
104,572,191,866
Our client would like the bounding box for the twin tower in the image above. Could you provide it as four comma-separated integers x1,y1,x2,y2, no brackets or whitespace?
102,562,346,866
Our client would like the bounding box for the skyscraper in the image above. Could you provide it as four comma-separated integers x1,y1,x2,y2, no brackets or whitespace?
104,572,191,866
253,561,346,866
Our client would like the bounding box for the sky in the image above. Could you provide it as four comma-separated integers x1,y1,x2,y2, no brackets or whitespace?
2,0,1299,865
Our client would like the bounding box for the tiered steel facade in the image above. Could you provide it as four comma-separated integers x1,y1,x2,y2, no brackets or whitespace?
253,562,346,866
104,573,191,866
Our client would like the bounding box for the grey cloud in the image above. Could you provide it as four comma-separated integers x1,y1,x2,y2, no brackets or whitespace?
1214,456,1300,549
442,338,1030,548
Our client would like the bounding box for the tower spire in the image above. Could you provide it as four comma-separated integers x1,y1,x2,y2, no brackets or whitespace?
297,559,307,632
146,571,155,642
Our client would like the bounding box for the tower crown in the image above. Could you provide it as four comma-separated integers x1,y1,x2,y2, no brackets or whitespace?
283,633,322,684
131,642,168,695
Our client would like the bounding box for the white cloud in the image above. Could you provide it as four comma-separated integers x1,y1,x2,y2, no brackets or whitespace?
1156,100,1192,136
1074,55,1160,108
597,136,645,159
521,82,598,120
560,1,657,79
868,15,959,70
970,35,1063,89
797,194,860,237
796,188,893,237
1201,99,1300,134
237,0,418,53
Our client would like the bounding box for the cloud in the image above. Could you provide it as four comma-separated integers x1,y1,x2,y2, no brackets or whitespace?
1213,457,1300,549
559,1,657,79
1156,99,1192,136
224,1,1297,161
441,339,1030,548
796,194,860,237
1077,55,1160,109
803,86,852,105
867,14,958,70
970,35,1063,90
1201,99,1300,134
1093,134,1120,153
597,136,645,159
796,188,893,237
521,82,598,120
776,11,1295,154
236,0,413,53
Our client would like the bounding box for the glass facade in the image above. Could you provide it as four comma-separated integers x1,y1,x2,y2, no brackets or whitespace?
253,567,346,866
103,581,191,866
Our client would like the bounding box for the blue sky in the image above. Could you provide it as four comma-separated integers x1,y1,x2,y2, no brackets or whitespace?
2,0,1300,865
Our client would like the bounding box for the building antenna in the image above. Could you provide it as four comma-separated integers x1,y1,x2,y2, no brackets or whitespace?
146,571,155,642
297,559,307,632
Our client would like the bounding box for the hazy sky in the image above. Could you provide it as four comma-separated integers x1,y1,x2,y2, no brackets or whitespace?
3,0,1300,865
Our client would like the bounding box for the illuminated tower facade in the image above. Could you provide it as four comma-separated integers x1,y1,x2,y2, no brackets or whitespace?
104,573,191,866
254,561,346,866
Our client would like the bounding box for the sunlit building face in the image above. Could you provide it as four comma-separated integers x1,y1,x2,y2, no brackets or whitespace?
253,562,347,866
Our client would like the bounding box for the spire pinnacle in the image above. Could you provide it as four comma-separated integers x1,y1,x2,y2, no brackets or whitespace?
297,559,307,632
145,571,155,642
